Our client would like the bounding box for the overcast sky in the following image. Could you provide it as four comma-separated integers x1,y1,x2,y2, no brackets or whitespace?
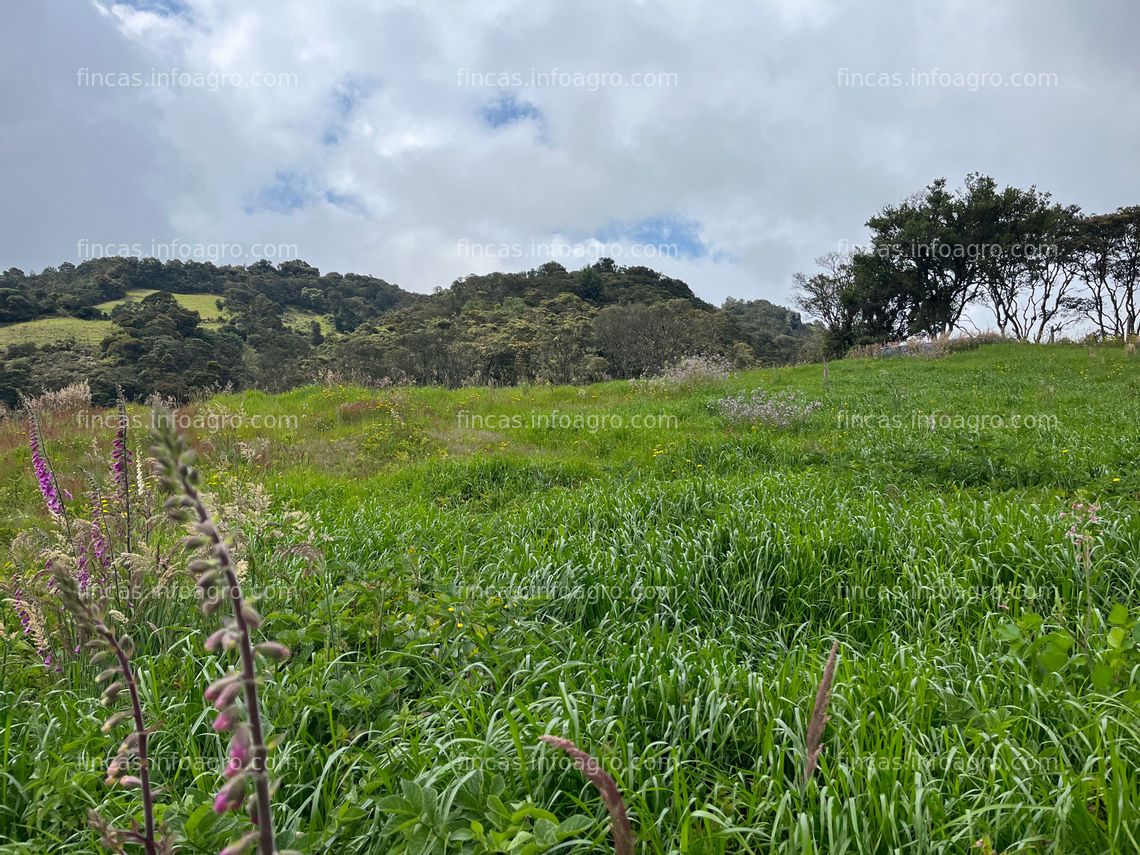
2,0,1138,307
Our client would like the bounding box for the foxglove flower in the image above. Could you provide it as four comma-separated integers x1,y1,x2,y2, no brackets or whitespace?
90,493,110,569
111,394,135,553
152,411,289,855
28,418,63,516
225,726,252,779
111,397,131,503
214,776,246,813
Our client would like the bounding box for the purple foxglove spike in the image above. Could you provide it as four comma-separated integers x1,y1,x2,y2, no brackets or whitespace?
229,726,252,765
213,776,246,813
213,680,243,710
90,494,111,569
204,673,239,702
77,554,91,593
29,425,63,515
213,707,241,732
218,831,259,855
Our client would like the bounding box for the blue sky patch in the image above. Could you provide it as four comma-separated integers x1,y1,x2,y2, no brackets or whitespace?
116,0,192,17
247,170,310,215
479,94,544,130
596,214,710,259
322,76,378,145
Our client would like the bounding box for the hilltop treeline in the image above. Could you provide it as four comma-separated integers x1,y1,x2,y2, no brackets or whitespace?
797,173,1140,356
0,258,819,405
0,257,414,328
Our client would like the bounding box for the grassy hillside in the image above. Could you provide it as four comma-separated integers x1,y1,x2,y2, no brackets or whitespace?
0,315,115,346
1,343,1139,853
0,290,229,347
283,306,332,335
95,288,228,323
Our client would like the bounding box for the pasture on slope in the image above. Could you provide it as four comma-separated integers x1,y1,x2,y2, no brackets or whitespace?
93,289,229,322
0,290,230,348
1,342,1138,853
0,290,334,349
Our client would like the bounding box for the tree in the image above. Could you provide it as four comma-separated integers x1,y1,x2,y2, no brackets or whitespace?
844,250,914,344
857,176,997,338
723,296,819,364
98,291,245,400
308,320,324,346
1074,207,1140,339
978,184,1083,342
792,251,851,331
592,301,731,378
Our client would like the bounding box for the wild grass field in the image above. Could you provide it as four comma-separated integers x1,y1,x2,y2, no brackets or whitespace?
1,343,1139,854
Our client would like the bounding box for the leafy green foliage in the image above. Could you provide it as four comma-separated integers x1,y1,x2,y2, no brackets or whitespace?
374,773,595,854
795,174,1140,350
999,604,1140,696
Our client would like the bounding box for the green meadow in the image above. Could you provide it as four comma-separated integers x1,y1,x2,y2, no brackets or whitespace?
1,342,1139,853
0,316,115,347
94,289,228,322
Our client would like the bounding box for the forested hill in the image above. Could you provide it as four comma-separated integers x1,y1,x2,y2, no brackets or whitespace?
0,257,712,327
0,257,819,405
0,257,417,329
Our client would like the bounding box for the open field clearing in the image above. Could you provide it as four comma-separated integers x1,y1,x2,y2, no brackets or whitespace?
0,316,115,346
95,289,228,322
0,292,229,348
2,343,1139,853
283,307,332,335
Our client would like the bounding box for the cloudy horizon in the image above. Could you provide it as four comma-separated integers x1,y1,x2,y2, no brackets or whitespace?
2,0,1138,309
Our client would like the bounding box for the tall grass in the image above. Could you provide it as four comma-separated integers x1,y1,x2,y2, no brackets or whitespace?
1,342,1138,852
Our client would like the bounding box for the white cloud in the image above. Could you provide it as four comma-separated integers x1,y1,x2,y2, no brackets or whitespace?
1,0,1137,310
